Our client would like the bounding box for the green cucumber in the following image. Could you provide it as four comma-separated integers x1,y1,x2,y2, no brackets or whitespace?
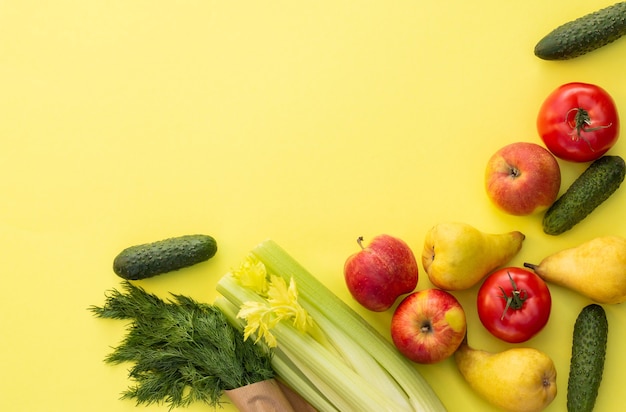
543,156,625,235
113,234,217,280
535,2,626,60
567,304,608,412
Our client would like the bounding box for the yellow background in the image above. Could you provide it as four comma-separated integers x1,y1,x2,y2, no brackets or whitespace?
1,1,625,411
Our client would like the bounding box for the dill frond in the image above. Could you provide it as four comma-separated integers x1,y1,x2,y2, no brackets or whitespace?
89,281,274,409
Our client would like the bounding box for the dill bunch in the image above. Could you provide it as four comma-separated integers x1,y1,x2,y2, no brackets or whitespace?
89,281,275,410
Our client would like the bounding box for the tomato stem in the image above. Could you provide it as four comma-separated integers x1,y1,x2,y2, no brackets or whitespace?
565,107,613,152
498,272,527,320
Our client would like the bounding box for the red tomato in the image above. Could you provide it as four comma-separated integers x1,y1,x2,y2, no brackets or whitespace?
477,267,551,343
537,82,619,162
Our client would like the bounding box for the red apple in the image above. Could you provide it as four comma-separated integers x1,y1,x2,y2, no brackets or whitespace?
485,142,561,216
344,235,418,312
391,288,466,364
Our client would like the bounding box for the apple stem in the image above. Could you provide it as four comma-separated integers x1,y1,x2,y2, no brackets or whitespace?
498,271,528,321
356,236,365,249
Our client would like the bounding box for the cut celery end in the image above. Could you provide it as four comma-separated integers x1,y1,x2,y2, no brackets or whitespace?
251,239,447,412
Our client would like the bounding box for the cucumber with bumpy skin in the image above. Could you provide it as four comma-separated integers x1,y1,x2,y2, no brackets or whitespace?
543,155,625,235
567,304,608,412
535,2,626,60
113,234,217,280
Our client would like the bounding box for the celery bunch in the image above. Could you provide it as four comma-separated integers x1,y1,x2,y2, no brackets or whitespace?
215,239,446,412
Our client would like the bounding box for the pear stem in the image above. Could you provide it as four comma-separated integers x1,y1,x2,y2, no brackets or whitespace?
356,236,365,249
523,262,538,271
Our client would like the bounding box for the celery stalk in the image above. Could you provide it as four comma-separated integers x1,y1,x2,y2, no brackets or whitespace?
216,275,406,411
271,349,340,412
276,342,353,411
215,296,339,412
251,239,446,412
271,319,399,411
300,296,411,408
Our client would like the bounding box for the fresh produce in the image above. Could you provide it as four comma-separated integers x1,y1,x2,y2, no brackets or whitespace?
113,234,217,280
477,267,551,343
485,142,561,215
343,234,418,311
534,2,626,60
542,155,625,235
537,82,620,162
422,222,525,290
215,239,446,412
567,304,609,412
88,281,295,410
524,235,626,304
455,337,557,412
390,288,466,364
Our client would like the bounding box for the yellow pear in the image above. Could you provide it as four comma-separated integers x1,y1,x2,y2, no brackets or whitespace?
455,339,557,412
524,235,626,304
422,222,525,290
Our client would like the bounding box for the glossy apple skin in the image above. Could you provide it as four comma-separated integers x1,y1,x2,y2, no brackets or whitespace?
485,142,561,216
391,288,466,364
344,235,418,312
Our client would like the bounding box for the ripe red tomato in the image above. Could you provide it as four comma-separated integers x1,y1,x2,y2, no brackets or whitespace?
477,267,551,343
537,82,620,162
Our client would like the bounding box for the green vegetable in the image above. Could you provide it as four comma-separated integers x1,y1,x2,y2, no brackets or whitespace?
543,156,625,235
567,304,609,412
534,2,626,60
215,239,446,412
89,281,274,409
113,234,217,280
